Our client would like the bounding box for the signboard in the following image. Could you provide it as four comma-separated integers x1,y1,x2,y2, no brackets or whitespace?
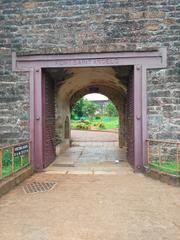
14,144,29,157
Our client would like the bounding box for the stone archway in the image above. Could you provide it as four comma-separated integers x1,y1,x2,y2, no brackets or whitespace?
53,66,131,154
70,87,126,148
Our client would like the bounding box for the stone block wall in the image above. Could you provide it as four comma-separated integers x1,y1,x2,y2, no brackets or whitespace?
147,68,180,140
0,69,30,145
0,0,179,145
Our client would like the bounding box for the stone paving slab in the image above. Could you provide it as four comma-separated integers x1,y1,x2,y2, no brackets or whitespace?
46,140,127,177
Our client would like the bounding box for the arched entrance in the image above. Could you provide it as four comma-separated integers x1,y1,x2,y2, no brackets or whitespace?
70,89,126,148
70,93,120,137
12,49,167,171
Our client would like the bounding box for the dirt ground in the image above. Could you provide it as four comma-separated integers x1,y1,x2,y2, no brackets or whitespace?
0,166,180,240
0,131,180,240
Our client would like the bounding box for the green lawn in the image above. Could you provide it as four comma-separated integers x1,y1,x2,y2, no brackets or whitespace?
71,116,119,130
1,148,29,179
149,160,180,175
100,117,119,129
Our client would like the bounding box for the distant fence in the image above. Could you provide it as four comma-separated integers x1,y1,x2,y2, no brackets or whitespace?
146,139,180,176
0,141,31,179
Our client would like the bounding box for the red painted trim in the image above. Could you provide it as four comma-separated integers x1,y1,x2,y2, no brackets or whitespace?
134,65,142,169
141,67,148,166
29,69,35,167
34,68,43,170
42,72,46,168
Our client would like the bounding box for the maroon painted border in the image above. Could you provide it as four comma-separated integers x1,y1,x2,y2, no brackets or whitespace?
12,49,167,170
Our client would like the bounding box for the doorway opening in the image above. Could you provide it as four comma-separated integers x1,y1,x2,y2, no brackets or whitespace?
42,66,134,169
70,93,119,140
67,93,124,167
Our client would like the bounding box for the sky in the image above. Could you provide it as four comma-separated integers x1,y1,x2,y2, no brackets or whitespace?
84,93,108,101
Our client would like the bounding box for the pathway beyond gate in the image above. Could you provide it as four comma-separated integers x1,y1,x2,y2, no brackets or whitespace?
71,129,118,142
0,130,180,240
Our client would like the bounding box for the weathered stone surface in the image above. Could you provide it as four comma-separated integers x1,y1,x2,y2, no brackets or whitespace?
0,70,29,145
0,0,179,145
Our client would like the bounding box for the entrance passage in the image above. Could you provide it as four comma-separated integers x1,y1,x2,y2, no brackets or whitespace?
46,130,127,174
43,65,136,170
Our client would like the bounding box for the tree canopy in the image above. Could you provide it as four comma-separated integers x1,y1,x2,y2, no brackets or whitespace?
71,98,98,119
105,101,118,117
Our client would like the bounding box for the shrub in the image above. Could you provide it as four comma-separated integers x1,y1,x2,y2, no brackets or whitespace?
75,122,89,130
2,149,12,166
94,115,101,120
97,121,105,129
82,120,90,125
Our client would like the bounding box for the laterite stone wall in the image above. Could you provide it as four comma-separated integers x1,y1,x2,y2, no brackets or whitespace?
0,0,179,144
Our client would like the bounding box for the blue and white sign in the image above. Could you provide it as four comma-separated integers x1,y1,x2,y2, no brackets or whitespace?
14,144,29,157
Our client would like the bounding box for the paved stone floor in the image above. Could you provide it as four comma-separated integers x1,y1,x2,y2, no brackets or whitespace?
0,131,180,240
46,141,127,175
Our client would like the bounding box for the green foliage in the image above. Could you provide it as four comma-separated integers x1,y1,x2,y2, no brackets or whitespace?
71,98,119,130
2,149,12,166
71,98,84,119
71,98,98,119
83,120,90,125
75,120,90,130
149,160,180,175
71,116,119,130
82,99,98,117
76,123,89,130
1,148,29,179
96,121,105,129
105,101,118,117
94,113,101,120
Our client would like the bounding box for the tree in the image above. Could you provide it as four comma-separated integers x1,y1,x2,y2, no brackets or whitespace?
71,98,98,119
82,99,98,117
105,101,118,117
71,98,84,119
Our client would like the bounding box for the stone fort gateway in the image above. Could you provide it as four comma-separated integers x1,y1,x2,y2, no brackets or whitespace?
0,1,179,172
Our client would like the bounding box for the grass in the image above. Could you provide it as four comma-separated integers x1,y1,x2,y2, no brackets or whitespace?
1,148,29,179
71,116,119,130
100,116,119,129
149,160,180,175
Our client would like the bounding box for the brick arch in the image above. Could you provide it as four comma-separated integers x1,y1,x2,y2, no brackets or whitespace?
54,67,128,150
